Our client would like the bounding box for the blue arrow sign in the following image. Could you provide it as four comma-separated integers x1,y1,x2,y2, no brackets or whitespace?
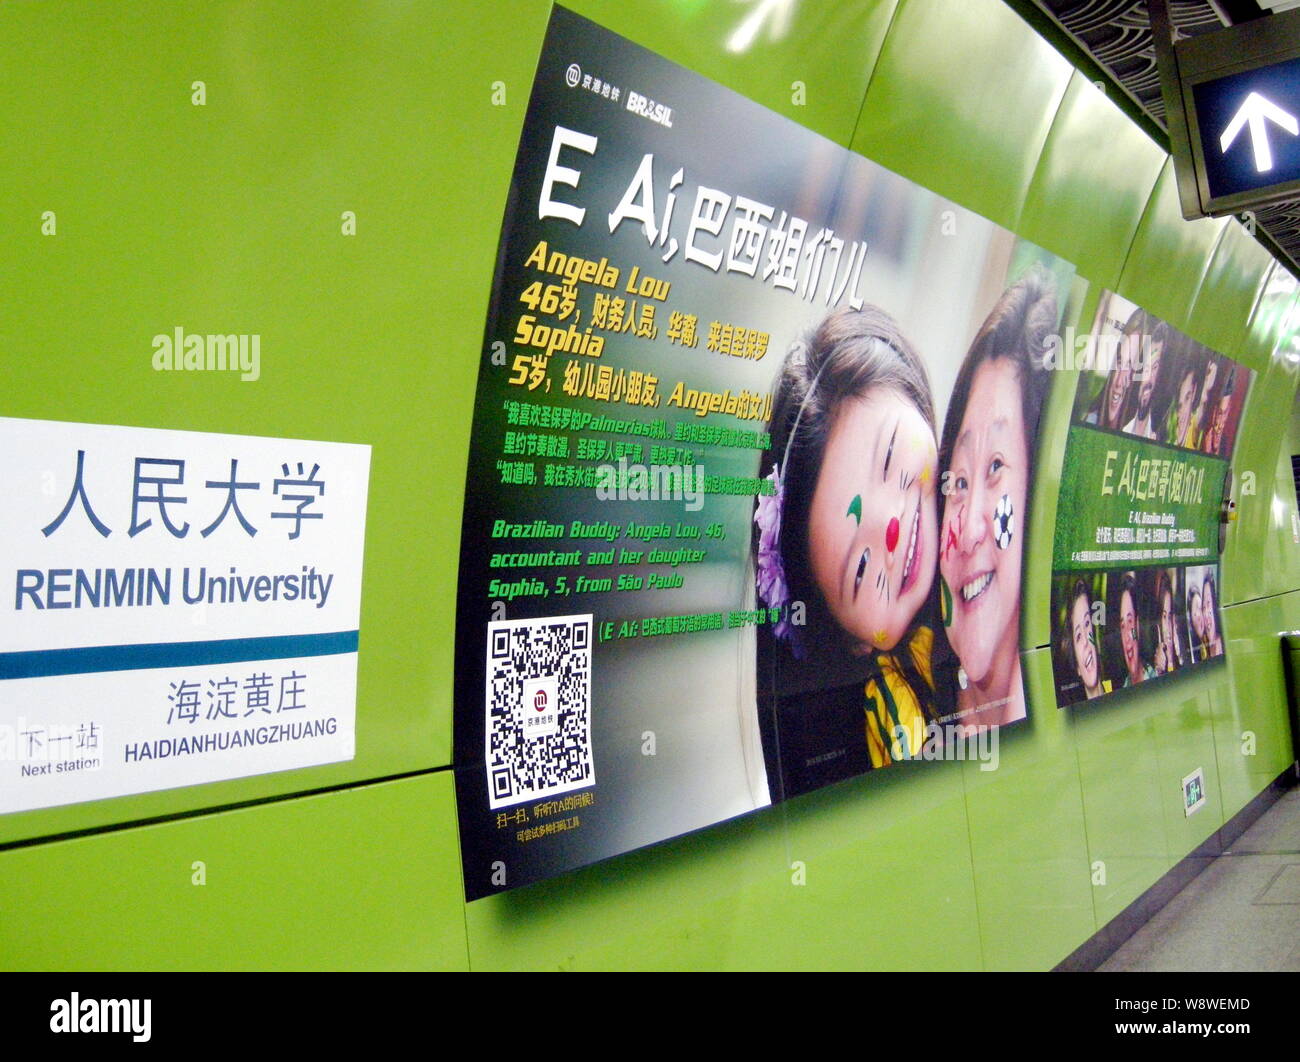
1193,55,1300,200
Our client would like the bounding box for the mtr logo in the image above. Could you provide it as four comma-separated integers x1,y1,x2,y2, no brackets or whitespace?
523,676,559,739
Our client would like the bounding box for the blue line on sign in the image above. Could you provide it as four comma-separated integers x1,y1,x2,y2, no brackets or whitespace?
0,631,360,680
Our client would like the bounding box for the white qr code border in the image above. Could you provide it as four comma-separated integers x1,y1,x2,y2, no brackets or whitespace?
484,613,593,810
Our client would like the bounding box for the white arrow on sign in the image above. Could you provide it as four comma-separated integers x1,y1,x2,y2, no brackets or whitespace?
1220,91,1299,173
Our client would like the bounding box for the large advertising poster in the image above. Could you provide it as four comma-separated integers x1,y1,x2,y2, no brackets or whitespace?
454,6,1078,899
1048,291,1251,706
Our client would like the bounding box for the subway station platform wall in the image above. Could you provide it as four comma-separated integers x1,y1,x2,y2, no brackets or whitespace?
3,0,1300,970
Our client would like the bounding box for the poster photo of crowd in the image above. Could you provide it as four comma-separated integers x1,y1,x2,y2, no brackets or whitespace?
1050,291,1247,706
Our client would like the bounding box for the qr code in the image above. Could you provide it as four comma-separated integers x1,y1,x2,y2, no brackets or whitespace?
485,614,593,809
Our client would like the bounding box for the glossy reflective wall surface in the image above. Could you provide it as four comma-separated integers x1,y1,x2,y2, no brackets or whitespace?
1,0,1297,969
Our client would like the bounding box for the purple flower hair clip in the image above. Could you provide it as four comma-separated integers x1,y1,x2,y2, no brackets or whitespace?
755,463,796,648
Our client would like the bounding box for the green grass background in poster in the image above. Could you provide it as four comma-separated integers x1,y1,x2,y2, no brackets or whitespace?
1052,424,1228,571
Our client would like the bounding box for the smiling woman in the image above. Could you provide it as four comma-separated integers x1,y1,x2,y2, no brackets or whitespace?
938,267,1057,727
1068,579,1105,700
1053,574,1112,703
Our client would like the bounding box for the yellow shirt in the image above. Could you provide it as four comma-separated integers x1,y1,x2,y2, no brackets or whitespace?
864,626,935,768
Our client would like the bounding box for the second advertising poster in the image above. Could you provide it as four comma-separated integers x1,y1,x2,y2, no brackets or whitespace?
1049,291,1250,706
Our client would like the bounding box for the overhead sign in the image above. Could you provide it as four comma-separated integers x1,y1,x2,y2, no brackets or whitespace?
1156,2,1300,218
1194,63,1300,200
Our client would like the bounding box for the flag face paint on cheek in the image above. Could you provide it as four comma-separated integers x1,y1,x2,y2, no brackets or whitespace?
943,505,964,561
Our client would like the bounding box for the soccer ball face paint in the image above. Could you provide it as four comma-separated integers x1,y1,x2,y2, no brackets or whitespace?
939,358,1028,691
808,388,938,653
993,493,1014,550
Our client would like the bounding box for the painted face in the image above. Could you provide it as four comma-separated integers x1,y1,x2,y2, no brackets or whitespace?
1119,588,1141,681
1202,581,1218,644
808,387,938,653
1104,338,1134,428
1138,340,1163,416
940,358,1028,692
1189,589,1204,638
1071,592,1098,691
1175,370,1196,440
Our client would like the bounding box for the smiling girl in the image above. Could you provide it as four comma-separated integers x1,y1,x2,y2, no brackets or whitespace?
755,306,944,767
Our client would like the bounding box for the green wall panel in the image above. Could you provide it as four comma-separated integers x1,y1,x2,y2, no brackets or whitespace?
1069,684,1173,928
963,649,1094,970
4,0,1300,974
1245,262,1300,365
1116,159,1227,334
432,0,557,764
1,0,478,843
0,773,467,970
465,760,981,970
1019,73,1166,294
463,798,792,971
766,760,982,970
1186,220,1275,356
568,0,898,147
1217,593,1299,818
1220,264,1299,604
1149,681,1224,857
851,0,1072,232
1222,354,1300,605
